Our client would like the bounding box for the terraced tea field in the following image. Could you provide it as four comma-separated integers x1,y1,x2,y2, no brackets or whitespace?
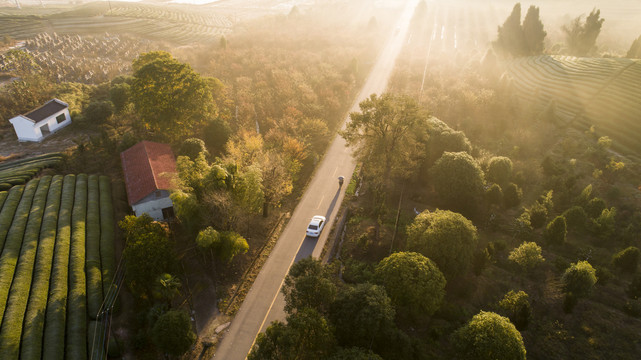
0,174,115,359
507,55,641,154
0,153,63,191
0,1,234,44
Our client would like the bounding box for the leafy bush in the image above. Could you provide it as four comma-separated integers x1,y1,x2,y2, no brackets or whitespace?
151,310,196,356
375,252,446,319
429,152,484,214
508,242,544,271
628,275,641,299
586,197,606,218
528,202,548,229
589,207,617,239
545,216,567,245
487,156,513,185
503,183,522,208
562,206,587,231
86,175,103,319
406,209,478,278
562,261,597,298
595,266,613,285
452,311,526,360
486,184,503,205
613,247,640,273
498,290,531,330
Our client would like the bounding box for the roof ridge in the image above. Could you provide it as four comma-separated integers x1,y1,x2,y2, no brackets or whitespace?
142,140,161,191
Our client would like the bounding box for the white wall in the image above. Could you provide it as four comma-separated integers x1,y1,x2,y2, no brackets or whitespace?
132,195,174,221
9,116,42,142
47,108,72,133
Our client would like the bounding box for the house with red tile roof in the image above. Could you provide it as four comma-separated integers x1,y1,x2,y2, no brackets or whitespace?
120,141,177,221
9,98,71,142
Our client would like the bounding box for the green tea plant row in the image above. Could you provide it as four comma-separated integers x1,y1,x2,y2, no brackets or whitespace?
0,153,63,191
0,174,115,359
507,55,641,152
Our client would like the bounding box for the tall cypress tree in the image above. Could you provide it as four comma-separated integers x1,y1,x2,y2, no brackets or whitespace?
522,5,546,55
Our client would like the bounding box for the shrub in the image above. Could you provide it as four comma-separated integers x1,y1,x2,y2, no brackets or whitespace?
498,290,531,330
86,175,103,319
375,252,446,319
179,138,209,160
545,216,567,245
528,202,548,229
586,197,606,218
589,207,616,238
429,152,484,214
508,242,544,271
452,311,526,360
503,183,522,208
613,247,640,273
562,206,587,231
487,156,513,185
486,184,503,205
406,209,478,278
562,261,597,298
595,266,613,285
563,292,578,313
151,310,196,356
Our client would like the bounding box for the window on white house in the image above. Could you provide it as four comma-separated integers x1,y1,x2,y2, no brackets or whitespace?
56,113,66,124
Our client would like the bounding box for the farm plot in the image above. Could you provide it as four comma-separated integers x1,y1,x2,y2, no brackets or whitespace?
0,174,116,359
0,153,63,191
507,55,641,153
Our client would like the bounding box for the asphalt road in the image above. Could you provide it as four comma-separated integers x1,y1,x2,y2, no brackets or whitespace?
213,1,417,358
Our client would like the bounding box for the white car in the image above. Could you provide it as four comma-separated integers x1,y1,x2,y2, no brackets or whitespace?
306,215,326,237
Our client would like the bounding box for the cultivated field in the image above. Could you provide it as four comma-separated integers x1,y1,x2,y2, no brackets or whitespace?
0,153,63,190
0,174,115,359
507,55,641,154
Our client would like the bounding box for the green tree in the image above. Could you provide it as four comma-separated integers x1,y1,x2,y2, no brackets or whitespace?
375,252,445,319
341,93,429,195
329,283,395,350
493,3,526,57
426,126,472,165
282,257,337,315
119,214,174,295
248,308,335,360
498,290,531,330
453,311,526,360
214,231,249,263
406,209,478,278
232,164,265,214
131,51,215,142
83,100,113,124
562,260,597,298
429,151,485,214
109,81,131,113
152,273,182,305
613,247,640,273
627,35,641,58
527,202,548,229
545,216,567,245
508,241,545,271
487,156,513,185
151,310,196,357
486,183,503,205
562,9,605,56
522,5,546,55
179,138,209,160
562,206,587,231
585,197,606,218
203,117,232,156
589,207,616,239
504,183,522,208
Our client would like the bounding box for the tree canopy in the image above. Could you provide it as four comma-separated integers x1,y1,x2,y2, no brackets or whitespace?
282,257,337,315
429,151,485,214
131,51,216,142
453,311,526,360
508,241,545,271
493,4,546,57
151,310,196,357
562,260,597,298
406,209,478,279
375,252,445,319
562,9,605,56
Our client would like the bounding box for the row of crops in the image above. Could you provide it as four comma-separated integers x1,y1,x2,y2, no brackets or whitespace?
507,55,641,153
0,1,234,46
0,153,63,191
0,174,115,359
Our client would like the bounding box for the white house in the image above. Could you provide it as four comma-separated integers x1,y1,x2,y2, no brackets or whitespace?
9,98,71,142
120,141,177,221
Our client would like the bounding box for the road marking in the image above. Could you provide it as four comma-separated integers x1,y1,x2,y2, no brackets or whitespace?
332,166,338,176
316,195,324,209
247,236,307,358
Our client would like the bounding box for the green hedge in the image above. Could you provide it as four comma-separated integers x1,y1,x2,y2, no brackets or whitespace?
0,181,37,327
0,176,51,359
0,191,7,209
43,174,76,360
20,175,63,360
99,176,116,297
86,175,103,320
66,174,88,360
0,186,24,250
0,153,63,186
88,320,106,360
